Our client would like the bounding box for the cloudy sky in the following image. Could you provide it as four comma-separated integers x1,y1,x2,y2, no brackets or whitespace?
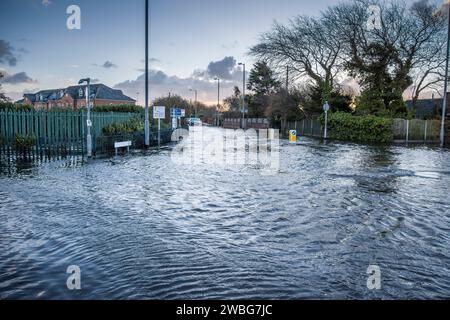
1,0,348,104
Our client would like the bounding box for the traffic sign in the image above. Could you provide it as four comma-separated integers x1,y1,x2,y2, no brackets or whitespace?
323,102,330,113
153,106,166,119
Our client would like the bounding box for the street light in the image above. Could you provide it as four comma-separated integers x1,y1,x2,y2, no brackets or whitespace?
78,78,92,157
214,77,220,126
190,88,198,117
238,62,246,129
440,3,450,148
144,0,150,147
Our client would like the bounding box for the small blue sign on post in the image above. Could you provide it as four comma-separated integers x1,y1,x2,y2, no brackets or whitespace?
171,108,182,118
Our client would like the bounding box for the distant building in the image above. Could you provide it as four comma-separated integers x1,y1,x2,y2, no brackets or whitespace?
16,84,135,110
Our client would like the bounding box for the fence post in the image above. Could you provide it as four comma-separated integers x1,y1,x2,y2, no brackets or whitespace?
406,119,409,143
424,120,428,142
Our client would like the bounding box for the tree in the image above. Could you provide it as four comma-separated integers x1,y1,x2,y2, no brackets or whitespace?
250,14,343,103
326,0,446,115
0,72,10,102
223,86,242,112
246,62,281,117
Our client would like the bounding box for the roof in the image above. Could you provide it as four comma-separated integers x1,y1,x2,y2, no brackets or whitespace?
65,84,135,102
18,83,135,104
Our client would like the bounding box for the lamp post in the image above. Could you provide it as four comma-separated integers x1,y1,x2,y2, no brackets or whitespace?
440,2,450,148
190,88,198,117
238,62,246,129
78,78,92,157
214,77,220,126
144,0,150,147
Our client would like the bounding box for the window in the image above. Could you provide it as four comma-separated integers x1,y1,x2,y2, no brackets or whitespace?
79,88,84,98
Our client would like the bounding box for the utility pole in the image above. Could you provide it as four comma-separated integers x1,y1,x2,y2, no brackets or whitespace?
144,0,150,147
286,65,289,92
440,3,450,148
238,62,246,129
215,77,220,126
78,78,91,157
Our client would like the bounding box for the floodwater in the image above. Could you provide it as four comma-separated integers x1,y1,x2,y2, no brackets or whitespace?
0,131,450,299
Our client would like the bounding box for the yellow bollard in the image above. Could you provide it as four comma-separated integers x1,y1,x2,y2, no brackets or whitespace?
289,130,297,144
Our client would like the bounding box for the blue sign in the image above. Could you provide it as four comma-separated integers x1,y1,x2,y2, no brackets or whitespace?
171,108,182,118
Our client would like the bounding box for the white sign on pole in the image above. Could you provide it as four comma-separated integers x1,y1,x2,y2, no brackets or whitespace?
181,109,186,118
153,106,166,119
323,102,330,113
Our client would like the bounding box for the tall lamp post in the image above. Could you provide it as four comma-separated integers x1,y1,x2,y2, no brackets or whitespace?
214,77,220,126
440,2,450,148
78,78,92,157
238,62,246,129
144,0,150,147
190,88,198,117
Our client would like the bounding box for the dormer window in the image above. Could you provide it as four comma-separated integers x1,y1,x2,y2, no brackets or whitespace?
35,94,39,101
79,88,84,98
39,94,43,101
60,90,64,98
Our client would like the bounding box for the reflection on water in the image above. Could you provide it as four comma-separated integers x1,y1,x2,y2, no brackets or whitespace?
0,135,450,299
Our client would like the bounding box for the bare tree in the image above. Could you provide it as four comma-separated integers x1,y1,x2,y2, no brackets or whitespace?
326,0,446,110
250,14,344,102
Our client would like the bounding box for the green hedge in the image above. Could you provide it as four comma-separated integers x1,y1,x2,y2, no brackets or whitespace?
12,134,36,150
93,105,143,113
102,117,144,135
0,102,34,112
321,112,393,143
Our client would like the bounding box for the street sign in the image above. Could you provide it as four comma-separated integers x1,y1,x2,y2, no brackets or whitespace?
323,102,330,113
86,119,92,127
171,108,182,118
153,106,166,119
181,109,186,117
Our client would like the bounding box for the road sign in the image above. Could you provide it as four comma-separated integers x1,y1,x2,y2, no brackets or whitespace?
323,102,330,113
289,130,297,144
86,119,92,127
153,106,166,119
181,109,186,117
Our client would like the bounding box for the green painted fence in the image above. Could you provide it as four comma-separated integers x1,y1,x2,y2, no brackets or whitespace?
0,110,136,156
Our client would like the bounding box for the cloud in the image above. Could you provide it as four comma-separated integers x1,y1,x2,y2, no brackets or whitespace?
202,56,242,81
0,40,18,66
114,56,246,105
95,61,117,69
0,70,36,84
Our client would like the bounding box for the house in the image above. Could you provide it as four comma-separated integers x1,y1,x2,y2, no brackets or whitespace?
16,83,136,110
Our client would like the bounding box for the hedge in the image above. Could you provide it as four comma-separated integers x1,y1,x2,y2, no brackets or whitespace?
321,112,393,143
102,117,144,135
12,134,36,150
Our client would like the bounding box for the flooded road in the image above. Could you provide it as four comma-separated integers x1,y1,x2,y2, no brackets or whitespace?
1,135,450,299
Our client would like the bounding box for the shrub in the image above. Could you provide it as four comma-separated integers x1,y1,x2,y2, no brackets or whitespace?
102,117,144,135
321,112,393,143
93,105,143,113
0,102,34,112
12,134,36,150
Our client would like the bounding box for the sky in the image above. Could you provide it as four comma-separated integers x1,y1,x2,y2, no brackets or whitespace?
0,0,424,106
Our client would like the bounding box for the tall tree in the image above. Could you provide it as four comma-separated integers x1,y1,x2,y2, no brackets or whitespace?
0,72,10,102
326,0,446,115
250,14,343,103
246,62,281,117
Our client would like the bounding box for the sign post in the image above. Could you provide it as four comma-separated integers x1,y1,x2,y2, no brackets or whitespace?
323,101,330,140
153,106,166,148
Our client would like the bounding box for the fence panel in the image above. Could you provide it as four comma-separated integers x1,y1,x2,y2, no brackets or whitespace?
0,110,137,157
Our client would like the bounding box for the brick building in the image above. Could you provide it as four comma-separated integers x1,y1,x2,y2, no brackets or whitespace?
17,84,136,110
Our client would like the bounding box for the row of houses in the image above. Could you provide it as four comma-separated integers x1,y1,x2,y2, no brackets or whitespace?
16,84,136,110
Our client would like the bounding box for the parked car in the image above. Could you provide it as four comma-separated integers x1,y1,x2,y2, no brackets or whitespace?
186,118,202,127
